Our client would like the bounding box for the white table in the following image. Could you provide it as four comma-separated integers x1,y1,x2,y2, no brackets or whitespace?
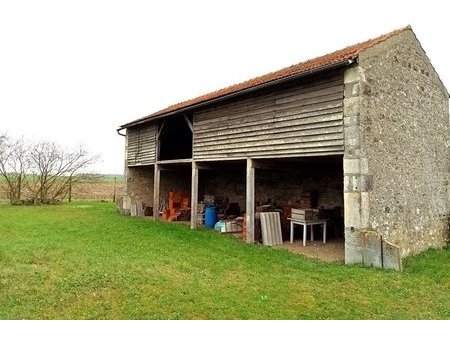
288,218,327,246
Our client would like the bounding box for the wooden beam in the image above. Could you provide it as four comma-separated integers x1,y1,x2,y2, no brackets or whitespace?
246,158,255,243
196,163,216,170
190,161,199,230
156,121,165,161
183,114,193,132
251,160,282,170
156,158,193,165
153,163,160,221
156,120,166,138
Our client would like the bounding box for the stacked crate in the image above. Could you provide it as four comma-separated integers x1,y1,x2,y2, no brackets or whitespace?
168,191,190,221
290,208,319,220
197,202,206,226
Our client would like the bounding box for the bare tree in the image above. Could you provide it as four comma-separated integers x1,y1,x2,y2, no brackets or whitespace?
0,134,28,204
0,133,99,205
26,141,99,204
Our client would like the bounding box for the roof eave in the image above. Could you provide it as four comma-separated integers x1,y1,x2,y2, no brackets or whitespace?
118,58,356,130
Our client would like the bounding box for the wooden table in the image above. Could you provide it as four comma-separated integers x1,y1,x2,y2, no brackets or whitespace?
288,218,327,246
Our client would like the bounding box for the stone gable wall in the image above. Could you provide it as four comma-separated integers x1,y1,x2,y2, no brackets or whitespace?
345,29,449,263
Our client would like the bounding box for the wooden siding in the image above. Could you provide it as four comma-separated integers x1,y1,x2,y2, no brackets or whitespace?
193,72,345,160
127,123,157,166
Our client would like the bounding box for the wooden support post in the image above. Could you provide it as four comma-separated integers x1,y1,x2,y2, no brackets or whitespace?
191,161,199,229
153,163,160,221
246,158,255,243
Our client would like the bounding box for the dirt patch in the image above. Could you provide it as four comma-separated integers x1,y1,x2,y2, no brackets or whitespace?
70,182,124,200
278,239,345,263
0,182,124,201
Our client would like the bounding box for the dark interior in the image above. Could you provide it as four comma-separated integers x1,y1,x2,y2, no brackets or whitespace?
159,115,193,160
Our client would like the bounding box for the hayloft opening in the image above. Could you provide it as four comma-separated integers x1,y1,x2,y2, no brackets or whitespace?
159,115,193,160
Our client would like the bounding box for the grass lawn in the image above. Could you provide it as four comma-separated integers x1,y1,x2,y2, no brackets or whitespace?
0,201,448,319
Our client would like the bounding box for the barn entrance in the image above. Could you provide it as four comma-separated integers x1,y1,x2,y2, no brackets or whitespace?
195,160,246,231
155,162,192,222
251,156,344,262
189,156,344,261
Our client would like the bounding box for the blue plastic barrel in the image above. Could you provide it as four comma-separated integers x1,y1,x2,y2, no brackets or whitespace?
205,207,218,228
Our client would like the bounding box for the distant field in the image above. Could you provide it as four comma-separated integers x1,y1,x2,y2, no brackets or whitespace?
68,181,125,201
99,175,125,184
0,175,125,201
0,201,449,319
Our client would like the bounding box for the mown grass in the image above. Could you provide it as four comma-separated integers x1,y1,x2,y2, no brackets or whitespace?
0,201,448,319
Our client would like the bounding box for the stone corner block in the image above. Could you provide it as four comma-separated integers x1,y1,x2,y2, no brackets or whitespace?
362,230,382,268
382,240,403,271
344,158,361,174
360,158,369,174
344,66,363,84
344,192,361,228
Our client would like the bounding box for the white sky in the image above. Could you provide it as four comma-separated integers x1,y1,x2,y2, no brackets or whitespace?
1,0,449,174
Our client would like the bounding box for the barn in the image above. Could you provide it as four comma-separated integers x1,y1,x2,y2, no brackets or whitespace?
117,26,449,270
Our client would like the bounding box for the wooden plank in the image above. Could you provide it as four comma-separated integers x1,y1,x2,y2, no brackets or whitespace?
275,84,343,105
194,106,343,136
194,133,343,152
191,73,344,164
194,105,343,139
194,96,343,131
195,125,343,145
156,158,193,165
190,161,198,230
246,158,255,244
194,146,344,160
195,73,343,120
194,119,343,142
195,111,344,138
127,123,157,166
191,71,344,160
153,164,160,221
193,85,343,128
194,119,343,144
194,124,343,147
194,88,343,123
194,150,344,162
196,119,342,148
194,140,344,157
193,76,342,116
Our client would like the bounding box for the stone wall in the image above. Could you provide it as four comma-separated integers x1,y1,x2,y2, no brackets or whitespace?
125,166,154,209
255,166,343,210
344,28,449,265
198,161,343,212
122,165,192,214
199,167,246,209
160,167,191,206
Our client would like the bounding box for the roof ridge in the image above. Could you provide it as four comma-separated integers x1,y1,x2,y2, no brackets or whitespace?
120,26,411,128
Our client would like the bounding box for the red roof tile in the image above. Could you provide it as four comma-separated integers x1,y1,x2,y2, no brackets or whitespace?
121,26,410,128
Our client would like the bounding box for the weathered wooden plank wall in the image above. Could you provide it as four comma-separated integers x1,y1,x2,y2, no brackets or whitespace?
126,123,157,166
193,71,344,160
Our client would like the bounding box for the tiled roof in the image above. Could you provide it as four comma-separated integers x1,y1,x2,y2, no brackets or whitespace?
120,26,410,128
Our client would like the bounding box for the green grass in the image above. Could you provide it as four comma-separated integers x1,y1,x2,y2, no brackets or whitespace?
0,201,448,319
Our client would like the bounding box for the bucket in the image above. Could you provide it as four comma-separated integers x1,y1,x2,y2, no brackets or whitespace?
205,206,218,228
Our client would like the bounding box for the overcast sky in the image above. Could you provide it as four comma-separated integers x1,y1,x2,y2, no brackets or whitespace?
1,0,448,174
